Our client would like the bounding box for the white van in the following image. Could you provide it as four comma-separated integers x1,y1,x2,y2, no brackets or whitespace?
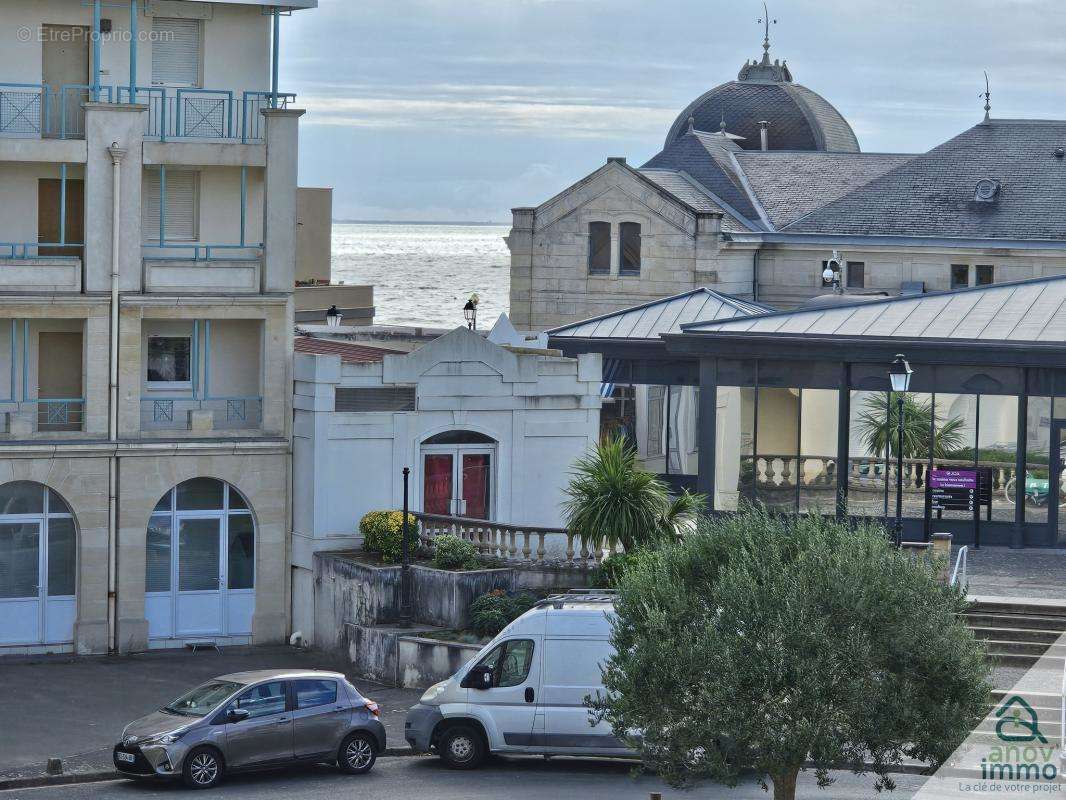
404,591,631,768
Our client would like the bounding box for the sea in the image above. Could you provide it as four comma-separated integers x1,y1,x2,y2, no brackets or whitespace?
330,222,512,329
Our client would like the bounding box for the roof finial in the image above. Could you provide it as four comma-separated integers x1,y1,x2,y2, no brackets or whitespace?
720,113,727,132
982,70,991,123
687,115,695,133
757,2,776,65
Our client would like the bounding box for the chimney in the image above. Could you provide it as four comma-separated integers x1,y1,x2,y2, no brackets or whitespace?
758,120,770,151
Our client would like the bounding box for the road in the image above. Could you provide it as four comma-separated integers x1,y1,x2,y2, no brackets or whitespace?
0,756,928,799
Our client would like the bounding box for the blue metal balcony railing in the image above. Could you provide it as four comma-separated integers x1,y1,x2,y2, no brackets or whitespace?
118,87,295,142
0,84,113,139
0,84,292,142
140,397,263,432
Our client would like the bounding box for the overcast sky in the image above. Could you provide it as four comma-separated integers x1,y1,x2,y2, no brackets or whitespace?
280,0,1066,223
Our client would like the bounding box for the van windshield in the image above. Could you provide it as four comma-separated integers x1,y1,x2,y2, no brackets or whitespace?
164,680,244,717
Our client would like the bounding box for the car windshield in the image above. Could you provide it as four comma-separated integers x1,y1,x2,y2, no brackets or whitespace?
164,681,244,717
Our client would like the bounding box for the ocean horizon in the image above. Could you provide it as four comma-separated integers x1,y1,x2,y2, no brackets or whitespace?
330,221,512,329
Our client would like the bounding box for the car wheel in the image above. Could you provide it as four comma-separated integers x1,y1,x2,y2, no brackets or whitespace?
339,732,377,774
438,725,486,770
182,746,224,790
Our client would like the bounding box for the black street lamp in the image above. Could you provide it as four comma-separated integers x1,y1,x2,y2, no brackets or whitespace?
325,305,342,328
463,298,477,330
400,467,412,628
889,354,913,548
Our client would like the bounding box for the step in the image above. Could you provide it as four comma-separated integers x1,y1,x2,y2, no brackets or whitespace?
980,639,1066,657
986,651,1065,668
968,598,1066,617
968,626,1064,645
961,612,1066,633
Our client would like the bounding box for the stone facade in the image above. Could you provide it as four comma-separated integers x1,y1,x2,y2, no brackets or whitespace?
508,160,1066,330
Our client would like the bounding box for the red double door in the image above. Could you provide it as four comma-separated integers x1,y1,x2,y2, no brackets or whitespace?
422,448,493,520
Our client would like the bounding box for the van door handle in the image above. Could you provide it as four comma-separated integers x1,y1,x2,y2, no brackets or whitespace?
525,687,534,703
277,717,289,724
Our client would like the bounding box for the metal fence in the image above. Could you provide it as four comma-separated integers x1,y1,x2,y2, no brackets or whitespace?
140,397,263,432
0,84,293,141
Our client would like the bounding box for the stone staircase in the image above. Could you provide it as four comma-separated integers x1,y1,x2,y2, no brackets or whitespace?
961,598,1066,669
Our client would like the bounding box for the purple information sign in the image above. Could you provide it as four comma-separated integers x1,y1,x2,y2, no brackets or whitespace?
929,469,977,489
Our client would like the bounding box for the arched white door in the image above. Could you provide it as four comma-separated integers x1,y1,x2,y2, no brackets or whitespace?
0,482,76,646
145,478,255,641
420,430,497,520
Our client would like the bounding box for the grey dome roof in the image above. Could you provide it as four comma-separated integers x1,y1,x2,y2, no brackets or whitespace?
665,47,859,153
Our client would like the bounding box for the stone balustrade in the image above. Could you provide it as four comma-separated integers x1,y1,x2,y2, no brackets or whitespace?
414,512,600,569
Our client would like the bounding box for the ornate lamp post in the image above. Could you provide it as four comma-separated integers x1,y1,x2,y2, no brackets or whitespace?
463,293,479,330
399,467,412,628
821,250,844,294
889,354,913,548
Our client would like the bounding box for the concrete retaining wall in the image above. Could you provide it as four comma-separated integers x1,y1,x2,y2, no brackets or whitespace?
398,636,482,689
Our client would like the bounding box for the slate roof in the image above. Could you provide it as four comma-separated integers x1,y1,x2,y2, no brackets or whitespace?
548,288,773,341
642,130,761,223
732,151,915,229
664,80,860,153
680,275,1066,344
294,336,403,364
637,169,751,233
783,120,1066,241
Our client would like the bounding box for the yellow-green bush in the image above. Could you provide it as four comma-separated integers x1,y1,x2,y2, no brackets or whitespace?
360,510,419,563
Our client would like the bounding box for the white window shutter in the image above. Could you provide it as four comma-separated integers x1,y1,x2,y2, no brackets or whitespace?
143,170,199,242
151,18,202,87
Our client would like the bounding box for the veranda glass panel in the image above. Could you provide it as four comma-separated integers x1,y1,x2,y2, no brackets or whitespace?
977,395,1018,522
714,387,754,512
754,388,800,512
178,519,220,592
1024,397,1052,523
929,393,978,520
798,389,839,514
848,391,888,518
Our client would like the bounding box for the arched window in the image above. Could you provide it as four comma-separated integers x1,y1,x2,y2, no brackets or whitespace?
588,221,610,275
146,478,255,642
619,222,641,275
0,482,76,646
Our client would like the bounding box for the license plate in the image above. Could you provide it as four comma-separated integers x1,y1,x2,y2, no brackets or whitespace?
116,752,135,763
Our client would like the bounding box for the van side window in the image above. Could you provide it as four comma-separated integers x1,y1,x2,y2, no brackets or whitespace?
477,639,535,688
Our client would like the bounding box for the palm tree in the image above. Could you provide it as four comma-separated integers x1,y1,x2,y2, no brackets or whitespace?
562,436,706,554
855,393,967,459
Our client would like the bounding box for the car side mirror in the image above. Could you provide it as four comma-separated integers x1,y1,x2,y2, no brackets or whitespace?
227,708,251,723
461,665,494,690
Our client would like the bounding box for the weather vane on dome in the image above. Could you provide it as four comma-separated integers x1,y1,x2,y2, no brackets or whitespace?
758,2,777,60
982,70,991,123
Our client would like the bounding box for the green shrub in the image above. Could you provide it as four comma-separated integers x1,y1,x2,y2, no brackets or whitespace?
360,510,419,563
432,534,481,570
468,589,537,637
593,551,640,589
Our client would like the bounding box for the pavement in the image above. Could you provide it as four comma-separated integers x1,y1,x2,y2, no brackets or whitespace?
0,756,931,799
959,545,1066,598
0,646,421,785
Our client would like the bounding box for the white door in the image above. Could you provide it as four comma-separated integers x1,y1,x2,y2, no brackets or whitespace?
0,522,41,645
175,517,223,636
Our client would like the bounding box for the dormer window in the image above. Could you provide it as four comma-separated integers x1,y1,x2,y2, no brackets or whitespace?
619,222,641,276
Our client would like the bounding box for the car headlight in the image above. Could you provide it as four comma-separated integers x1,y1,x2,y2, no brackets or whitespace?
147,731,184,746
420,681,448,705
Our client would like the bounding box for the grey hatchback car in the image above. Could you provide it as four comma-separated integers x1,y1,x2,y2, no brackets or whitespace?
113,669,385,789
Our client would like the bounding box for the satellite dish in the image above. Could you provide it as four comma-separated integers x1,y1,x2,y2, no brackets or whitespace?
974,179,1000,202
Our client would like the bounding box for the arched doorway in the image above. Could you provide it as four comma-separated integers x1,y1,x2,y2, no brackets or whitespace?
421,430,496,520
145,478,255,641
0,482,76,646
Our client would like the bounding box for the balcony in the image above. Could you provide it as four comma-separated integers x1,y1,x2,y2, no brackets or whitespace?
139,319,264,435
0,319,87,436
0,84,294,143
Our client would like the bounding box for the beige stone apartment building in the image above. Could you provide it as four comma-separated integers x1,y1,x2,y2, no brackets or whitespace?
0,0,314,655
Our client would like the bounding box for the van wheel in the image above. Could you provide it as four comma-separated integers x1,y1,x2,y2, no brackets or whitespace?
182,746,224,789
339,732,377,774
438,725,486,769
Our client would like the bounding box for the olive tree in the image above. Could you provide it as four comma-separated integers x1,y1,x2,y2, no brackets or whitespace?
589,504,990,800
